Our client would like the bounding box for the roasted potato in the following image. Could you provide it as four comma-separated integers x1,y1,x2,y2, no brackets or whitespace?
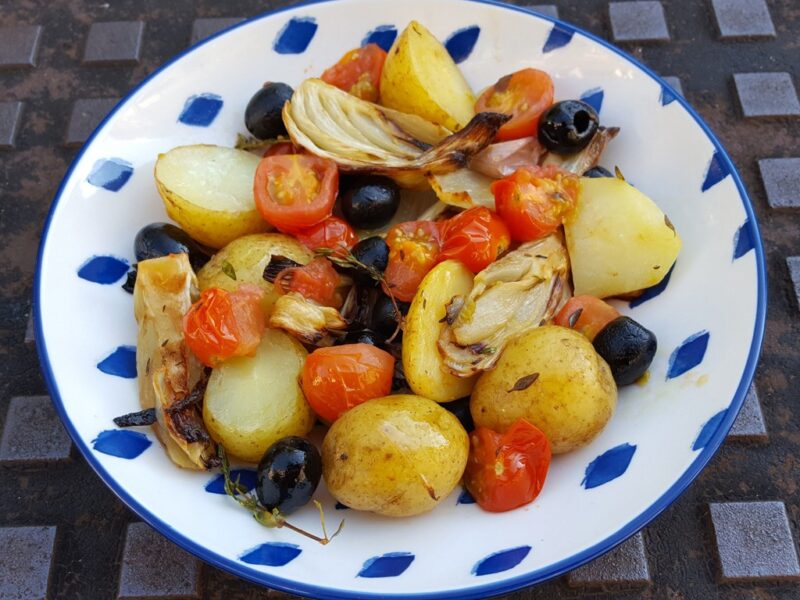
203,328,315,462
565,177,682,298
471,326,617,454
380,21,476,131
403,260,478,402
197,233,313,318
322,394,469,517
155,144,268,249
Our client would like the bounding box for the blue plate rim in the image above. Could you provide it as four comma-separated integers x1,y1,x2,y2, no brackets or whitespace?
33,1,767,598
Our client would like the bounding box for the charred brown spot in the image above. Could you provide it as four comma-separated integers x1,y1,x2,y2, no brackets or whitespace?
339,453,348,461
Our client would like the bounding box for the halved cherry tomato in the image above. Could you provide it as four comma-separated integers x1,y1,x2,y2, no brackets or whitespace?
464,418,551,513
475,68,554,142
274,257,341,307
383,220,443,302
182,284,265,368
440,207,510,273
301,343,395,422
554,295,621,342
254,154,338,233
264,141,302,157
294,216,358,256
321,43,387,102
492,165,580,241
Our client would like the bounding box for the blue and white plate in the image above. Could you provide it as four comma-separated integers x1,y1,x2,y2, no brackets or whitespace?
35,0,766,598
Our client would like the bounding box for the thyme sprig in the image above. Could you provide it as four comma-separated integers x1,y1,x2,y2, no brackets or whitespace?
234,134,289,152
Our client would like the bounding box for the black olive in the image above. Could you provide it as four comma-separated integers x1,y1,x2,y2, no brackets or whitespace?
593,316,657,386
444,397,474,432
244,82,294,140
391,359,410,393
538,100,599,155
583,166,614,178
256,437,322,516
340,176,400,230
342,328,381,346
371,293,402,340
121,265,138,294
350,236,389,278
134,223,212,271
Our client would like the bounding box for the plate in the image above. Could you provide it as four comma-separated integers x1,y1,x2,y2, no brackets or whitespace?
34,0,766,598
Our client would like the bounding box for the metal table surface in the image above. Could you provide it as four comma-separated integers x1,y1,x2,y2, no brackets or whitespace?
1,0,799,598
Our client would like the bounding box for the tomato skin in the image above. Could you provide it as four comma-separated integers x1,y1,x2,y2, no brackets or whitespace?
182,285,265,367
254,154,338,233
321,43,387,102
274,257,341,307
294,216,358,256
492,166,579,241
301,343,395,422
264,141,302,157
441,207,510,273
383,221,443,302
464,418,551,513
554,295,621,341
475,69,554,142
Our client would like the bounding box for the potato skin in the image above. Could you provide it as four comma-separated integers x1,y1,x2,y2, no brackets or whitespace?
471,326,617,454
322,394,469,517
197,233,313,318
203,328,315,463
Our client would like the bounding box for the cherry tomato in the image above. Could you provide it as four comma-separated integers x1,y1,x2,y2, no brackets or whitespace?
182,284,265,367
301,343,395,422
254,154,338,233
464,418,551,513
274,257,341,307
475,68,554,142
554,295,621,342
492,165,579,241
440,207,510,273
383,221,443,302
264,141,302,157
294,216,358,256
320,43,387,102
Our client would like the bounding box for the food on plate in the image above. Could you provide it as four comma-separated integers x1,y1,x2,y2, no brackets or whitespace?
256,436,322,516
135,222,212,272
475,69,554,142
321,394,469,517
538,99,599,154
383,220,443,302
155,145,267,248
380,21,476,131
245,82,294,140
268,292,348,346
428,168,496,209
592,316,658,386
554,294,621,342
340,176,401,230
349,236,390,277
471,326,617,454
321,43,387,102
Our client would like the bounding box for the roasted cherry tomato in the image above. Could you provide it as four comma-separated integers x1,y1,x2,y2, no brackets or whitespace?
294,216,357,256
264,141,302,157
254,154,338,233
182,285,265,367
301,343,395,422
464,418,551,513
492,165,579,241
383,221,443,302
274,257,341,307
320,43,387,102
554,295,621,342
440,207,510,273
475,69,554,142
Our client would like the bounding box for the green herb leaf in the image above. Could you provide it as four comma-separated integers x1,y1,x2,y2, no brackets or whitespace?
567,308,583,329
221,260,237,281
614,166,626,181
235,134,286,152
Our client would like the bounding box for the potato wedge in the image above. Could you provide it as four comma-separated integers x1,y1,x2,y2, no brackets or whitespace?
380,21,476,131
155,144,268,249
403,260,477,402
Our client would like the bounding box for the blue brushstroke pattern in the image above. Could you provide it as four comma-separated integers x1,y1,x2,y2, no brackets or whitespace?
667,331,710,379
204,469,257,494
660,83,677,106
178,93,223,127
335,502,350,510
472,546,532,576
580,87,604,114
97,346,137,378
358,552,414,578
457,487,476,505
240,542,301,566
629,262,675,308
273,17,317,54
693,409,727,451
87,158,133,192
77,256,129,284
542,24,574,53
701,150,730,192
733,220,755,260
92,430,151,459
582,443,637,489
362,25,397,52
445,26,480,63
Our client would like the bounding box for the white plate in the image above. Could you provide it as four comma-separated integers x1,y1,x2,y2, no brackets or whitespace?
35,0,766,598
